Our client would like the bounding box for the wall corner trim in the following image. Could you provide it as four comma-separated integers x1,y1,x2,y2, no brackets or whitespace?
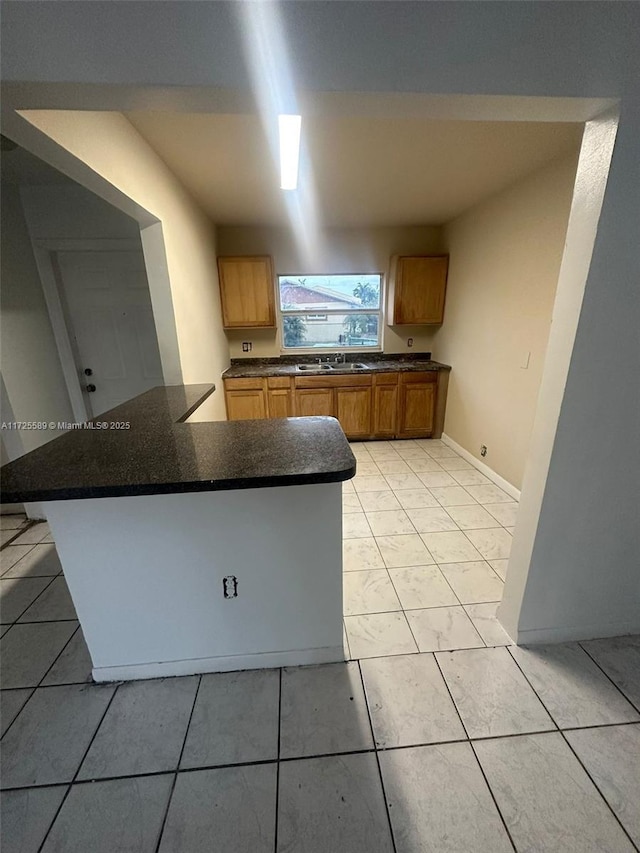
441,433,521,501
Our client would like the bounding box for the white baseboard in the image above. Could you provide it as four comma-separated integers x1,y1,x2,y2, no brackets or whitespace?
92,645,345,682
441,433,521,501
512,620,640,646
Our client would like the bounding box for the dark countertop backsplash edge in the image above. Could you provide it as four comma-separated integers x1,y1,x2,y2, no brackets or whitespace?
225,352,451,378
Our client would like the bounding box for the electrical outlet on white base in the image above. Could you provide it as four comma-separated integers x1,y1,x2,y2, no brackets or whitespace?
242,342,253,353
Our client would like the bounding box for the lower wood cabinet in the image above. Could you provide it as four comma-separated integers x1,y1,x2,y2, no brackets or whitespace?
266,376,294,418
373,374,399,438
224,368,445,439
266,389,293,418
336,386,372,438
398,372,436,437
296,388,334,417
224,379,269,421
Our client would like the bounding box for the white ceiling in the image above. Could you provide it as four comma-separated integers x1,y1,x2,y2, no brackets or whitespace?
126,111,582,228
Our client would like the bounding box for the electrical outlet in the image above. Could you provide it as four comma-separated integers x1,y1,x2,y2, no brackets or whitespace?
242,342,252,353
480,445,488,457
407,337,413,347
223,576,238,598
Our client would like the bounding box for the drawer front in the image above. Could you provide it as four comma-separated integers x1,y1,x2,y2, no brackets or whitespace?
399,371,437,384
294,373,372,389
224,377,266,391
373,372,399,386
267,376,293,389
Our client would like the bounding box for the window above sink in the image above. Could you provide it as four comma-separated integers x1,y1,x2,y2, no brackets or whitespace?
279,273,383,353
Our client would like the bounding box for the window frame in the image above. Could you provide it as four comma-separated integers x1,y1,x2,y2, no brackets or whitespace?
277,272,385,354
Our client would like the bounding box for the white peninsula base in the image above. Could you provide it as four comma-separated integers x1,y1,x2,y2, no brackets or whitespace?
45,482,344,682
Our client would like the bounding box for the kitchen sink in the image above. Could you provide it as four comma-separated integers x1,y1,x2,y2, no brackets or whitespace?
296,362,369,372
296,364,335,371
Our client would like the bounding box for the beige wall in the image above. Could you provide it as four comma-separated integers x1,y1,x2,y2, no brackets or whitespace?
0,186,75,451
20,110,229,419
435,151,580,489
217,225,444,358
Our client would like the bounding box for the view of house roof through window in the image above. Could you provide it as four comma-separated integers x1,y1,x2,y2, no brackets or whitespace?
279,274,382,350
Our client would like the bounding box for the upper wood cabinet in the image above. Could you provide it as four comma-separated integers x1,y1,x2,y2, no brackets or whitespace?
389,255,449,325
217,256,276,329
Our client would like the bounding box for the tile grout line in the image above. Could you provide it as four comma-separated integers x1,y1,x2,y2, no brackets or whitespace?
401,606,425,655
558,727,640,853
430,652,518,853
36,681,120,853
273,667,283,853
4,719,640,795
1,573,59,628
342,618,351,660
153,672,203,853
0,542,38,577
356,659,398,853
4,617,79,626
37,622,82,687
578,641,640,715
0,619,82,742
504,646,561,733
468,740,519,853
507,642,638,733
500,635,640,840
0,520,39,551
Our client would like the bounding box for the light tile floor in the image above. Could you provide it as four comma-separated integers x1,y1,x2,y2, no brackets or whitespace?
1,440,639,852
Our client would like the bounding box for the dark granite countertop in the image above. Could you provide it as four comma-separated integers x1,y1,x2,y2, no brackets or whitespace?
0,385,356,503
223,353,451,379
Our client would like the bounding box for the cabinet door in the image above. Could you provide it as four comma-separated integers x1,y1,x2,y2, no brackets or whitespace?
218,256,276,329
267,389,294,418
398,377,436,437
395,256,448,324
336,387,372,438
373,383,398,438
225,389,268,421
296,388,335,417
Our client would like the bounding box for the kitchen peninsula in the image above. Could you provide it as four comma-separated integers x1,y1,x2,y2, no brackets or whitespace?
0,385,355,681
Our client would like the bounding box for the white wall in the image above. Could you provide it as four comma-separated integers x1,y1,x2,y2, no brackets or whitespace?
217,225,443,358
19,183,140,241
16,111,230,420
500,108,640,642
46,484,343,679
436,152,579,489
0,186,74,451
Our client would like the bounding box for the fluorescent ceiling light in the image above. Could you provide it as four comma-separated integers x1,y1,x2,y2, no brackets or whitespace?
279,114,301,190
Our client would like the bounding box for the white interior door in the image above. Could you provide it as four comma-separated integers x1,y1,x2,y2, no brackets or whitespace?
55,250,164,417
